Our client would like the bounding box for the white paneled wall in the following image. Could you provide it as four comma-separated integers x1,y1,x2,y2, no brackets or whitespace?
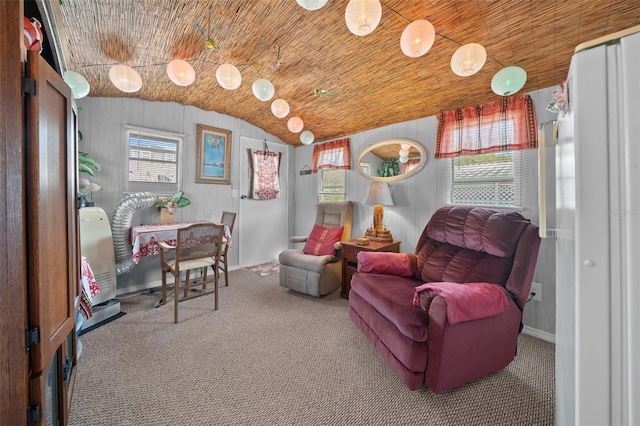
78,87,558,335
293,86,559,335
76,97,291,293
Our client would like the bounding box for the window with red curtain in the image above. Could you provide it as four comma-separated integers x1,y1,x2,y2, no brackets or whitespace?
435,94,538,159
311,138,351,173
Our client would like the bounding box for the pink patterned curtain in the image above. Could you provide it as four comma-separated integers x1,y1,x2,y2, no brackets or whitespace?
401,158,420,174
247,150,281,200
311,138,351,173
435,94,538,159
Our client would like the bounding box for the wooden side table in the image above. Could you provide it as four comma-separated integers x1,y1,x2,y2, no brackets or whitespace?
340,239,401,299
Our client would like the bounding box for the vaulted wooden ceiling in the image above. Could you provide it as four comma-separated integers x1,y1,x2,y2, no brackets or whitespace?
43,0,640,146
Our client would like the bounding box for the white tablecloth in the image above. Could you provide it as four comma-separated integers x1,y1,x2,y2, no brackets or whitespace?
131,221,231,264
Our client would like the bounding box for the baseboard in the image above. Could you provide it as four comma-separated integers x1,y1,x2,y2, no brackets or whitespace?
115,265,242,297
522,325,556,343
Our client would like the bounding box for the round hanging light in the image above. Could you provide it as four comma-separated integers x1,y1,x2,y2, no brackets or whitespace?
296,0,328,10
345,0,382,36
216,63,242,90
166,59,195,86
287,116,304,133
63,70,90,99
400,20,435,58
399,155,409,163
491,66,527,96
252,78,275,101
300,130,314,145
109,64,142,93
271,99,290,118
451,43,487,77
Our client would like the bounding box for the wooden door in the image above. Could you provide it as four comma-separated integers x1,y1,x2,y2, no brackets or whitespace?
25,50,79,425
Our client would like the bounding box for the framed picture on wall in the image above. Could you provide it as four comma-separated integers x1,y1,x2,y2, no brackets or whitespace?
196,124,232,184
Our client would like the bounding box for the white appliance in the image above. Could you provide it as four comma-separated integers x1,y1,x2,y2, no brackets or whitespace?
538,25,640,426
79,207,120,328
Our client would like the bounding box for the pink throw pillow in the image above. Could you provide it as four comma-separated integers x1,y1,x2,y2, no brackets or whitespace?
357,252,414,277
303,225,344,256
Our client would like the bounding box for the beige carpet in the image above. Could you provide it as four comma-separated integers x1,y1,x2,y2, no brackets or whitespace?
69,269,555,426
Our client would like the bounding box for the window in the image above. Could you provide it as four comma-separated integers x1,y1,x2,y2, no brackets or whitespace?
318,169,346,201
447,151,522,208
124,127,184,194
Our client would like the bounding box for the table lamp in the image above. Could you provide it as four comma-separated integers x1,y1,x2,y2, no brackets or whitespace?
363,182,394,242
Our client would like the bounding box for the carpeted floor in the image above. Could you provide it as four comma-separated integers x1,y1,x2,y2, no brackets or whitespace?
69,269,555,426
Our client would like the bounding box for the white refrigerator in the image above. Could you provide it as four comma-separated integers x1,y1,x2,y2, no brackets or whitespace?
540,25,640,426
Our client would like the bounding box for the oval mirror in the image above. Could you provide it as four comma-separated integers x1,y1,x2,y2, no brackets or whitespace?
357,138,427,182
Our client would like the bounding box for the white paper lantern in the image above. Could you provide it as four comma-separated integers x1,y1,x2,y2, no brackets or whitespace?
345,0,382,36
166,59,195,86
63,70,90,99
271,99,290,118
300,130,314,145
400,20,435,58
296,0,328,10
109,64,142,93
216,63,242,90
252,78,275,101
491,66,527,96
451,43,487,77
287,116,304,133
399,156,409,163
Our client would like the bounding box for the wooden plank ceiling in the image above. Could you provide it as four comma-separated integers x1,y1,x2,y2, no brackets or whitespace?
48,0,640,146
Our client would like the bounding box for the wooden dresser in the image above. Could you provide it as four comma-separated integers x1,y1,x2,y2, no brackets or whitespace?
340,239,401,299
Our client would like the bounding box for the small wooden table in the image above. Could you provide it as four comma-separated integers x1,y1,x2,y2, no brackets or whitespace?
340,239,401,299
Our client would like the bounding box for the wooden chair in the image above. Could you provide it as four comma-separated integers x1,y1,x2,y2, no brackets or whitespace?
218,211,236,286
156,222,225,323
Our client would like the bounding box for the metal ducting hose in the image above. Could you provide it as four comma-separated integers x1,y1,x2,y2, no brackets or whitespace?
111,192,156,276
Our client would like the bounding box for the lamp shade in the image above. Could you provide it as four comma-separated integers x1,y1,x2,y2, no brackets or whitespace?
63,70,90,99
491,66,527,96
271,98,290,118
109,64,142,93
363,182,393,206
216,63,242,90
296,0,328,10
252,78,275,101
400,20,435,58
166,59,195,86
345,0,382,36
287,116,304,133
300,130,314,145
451,43,487,77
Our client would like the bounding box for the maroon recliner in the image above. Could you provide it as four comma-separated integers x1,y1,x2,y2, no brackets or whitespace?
348,205,541,393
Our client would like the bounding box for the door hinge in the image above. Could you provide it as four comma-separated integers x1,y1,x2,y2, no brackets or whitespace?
63,356,73,384
25,327,39,351
22,76,35,95
27,405,40,426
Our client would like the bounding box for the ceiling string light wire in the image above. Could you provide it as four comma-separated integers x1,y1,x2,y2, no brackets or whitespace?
378,2,527,94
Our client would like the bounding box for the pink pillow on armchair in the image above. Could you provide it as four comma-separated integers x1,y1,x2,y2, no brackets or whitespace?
303,225,344,256
357,251,415,277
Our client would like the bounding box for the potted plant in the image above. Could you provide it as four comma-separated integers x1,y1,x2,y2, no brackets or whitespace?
78,150,102,206
155,191,191,224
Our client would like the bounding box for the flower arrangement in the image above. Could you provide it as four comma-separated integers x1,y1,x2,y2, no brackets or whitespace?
155,191,191,214
79,177,102,206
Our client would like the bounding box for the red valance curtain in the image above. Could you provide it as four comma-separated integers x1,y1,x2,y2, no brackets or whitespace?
401,158,420,174
435,94,538,159
311,138,351,173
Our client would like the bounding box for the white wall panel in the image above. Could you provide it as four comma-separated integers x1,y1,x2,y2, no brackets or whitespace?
76,97,287,292
77,87,558,334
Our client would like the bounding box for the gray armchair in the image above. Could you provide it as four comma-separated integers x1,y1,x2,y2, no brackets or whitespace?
279,201,353,297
